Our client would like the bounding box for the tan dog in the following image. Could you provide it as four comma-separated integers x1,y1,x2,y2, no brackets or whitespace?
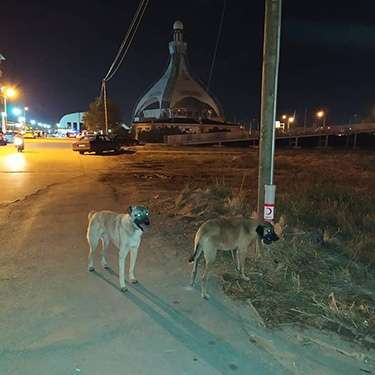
87,206,150,292
189,217,279,299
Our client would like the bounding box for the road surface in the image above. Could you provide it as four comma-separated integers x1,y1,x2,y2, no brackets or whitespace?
0,140,371,375
0,139,119,204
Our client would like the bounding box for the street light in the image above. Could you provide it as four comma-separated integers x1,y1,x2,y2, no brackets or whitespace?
23,107,29,125
12,107,22,116
287,116,295,131
23,106,29,127
3,87,16,98
316,110,326,128
1,86,18,133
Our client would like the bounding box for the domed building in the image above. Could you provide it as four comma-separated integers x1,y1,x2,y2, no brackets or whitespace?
133,21,240,141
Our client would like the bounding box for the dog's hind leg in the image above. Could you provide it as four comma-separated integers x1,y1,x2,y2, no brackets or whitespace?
200,261,210,299
201,248,216,299
87,233,99,272
191,259,199,287
190,245,203,287
101,236,110,270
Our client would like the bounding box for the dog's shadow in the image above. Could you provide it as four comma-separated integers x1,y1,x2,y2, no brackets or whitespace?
93,269,274,374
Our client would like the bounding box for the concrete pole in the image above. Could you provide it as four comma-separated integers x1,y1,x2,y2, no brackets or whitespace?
257,0,282,221
2,95,7,133
102,80,109,134
353,133,358,149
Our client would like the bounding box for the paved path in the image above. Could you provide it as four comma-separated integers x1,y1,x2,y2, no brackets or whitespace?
0,141,371,374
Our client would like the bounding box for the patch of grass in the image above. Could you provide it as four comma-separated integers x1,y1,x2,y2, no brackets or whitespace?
174,168,375,346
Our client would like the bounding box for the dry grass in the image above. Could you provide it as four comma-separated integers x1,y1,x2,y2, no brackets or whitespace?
109,146,375,346
173,152,375,347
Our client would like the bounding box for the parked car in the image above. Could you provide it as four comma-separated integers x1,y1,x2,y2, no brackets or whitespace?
76,131,96,139
5,131,15,144
23,131,37,139
66,131,78,138
0,133,7,146
72,134,121,154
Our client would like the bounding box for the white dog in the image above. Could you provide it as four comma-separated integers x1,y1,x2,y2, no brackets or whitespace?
87,206,150,292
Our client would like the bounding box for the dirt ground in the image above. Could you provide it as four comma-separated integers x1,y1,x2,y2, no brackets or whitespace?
1,144,374,374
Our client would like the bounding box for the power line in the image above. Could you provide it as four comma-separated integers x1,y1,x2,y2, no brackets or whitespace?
105,0,149,82
103,0,149,82
207,0,226,91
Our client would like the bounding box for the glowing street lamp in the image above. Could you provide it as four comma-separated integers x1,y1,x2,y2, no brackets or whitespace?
23,106,29,125
3,87,17,99
316,110,326,127
287,116,295,131
1,86,18,133
12,107,22,116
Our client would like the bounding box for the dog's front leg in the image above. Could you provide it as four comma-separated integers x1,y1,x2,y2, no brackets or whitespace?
239,249,250,281
234,249,241,272
119,248,129,292
129,248,139,284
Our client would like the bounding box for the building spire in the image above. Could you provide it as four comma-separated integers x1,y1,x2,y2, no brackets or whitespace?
173,20,183,42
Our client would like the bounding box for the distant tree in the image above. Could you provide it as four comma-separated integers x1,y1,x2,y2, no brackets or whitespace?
83,97,122,133
361,105,375,123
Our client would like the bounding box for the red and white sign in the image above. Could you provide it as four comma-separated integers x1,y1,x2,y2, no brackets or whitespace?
264,204,275,221
264,184,276,221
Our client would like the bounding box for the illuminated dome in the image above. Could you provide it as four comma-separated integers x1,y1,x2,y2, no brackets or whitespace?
173,20,183,30
133,21,224,122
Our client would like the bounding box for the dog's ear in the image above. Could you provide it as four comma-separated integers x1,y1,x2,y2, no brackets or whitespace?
128,206,133,215
256,225,264,237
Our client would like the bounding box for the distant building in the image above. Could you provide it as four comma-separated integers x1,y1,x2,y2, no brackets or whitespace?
58,112,85,133
133,21,240,140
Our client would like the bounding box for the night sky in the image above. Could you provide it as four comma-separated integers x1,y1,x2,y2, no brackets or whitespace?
1,0,375,126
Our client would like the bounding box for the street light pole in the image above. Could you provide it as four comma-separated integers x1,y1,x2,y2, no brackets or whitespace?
2,95,7,133
102,80,109,134
24,106,29,127
316,110,325,128
1,86,17,133
257,0,282,222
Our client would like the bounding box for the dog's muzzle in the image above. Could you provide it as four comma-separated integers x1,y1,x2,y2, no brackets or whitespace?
135,218,150,231
262,232,279,245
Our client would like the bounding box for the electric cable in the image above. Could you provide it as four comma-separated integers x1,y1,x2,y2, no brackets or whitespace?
103,0,149,81
105,0,149,82
207,0,226,91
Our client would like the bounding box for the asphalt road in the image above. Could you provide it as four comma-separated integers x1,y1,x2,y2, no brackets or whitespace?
0,140,282,375
0,140,369,375
0,139,122,204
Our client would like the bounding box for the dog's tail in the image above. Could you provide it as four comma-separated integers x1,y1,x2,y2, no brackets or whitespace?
189,242,201,263
88,210,96,221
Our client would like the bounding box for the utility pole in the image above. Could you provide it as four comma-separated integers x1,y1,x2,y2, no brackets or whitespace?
0,53,6,134
303,107,308,128
102,80,109,134
257,0,282,222
2,94,7,134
